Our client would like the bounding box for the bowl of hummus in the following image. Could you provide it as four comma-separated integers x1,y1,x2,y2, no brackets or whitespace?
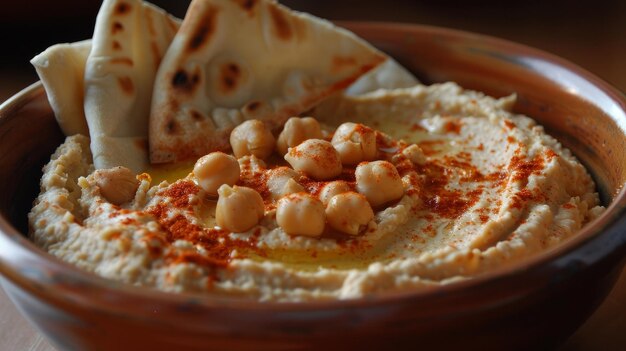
1,1,626,350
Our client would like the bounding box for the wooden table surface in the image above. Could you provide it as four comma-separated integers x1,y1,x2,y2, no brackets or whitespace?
1,1,625,350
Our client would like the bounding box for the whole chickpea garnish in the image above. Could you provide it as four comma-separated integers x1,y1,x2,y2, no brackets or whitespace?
94,166,139,205
318,180,351,206
325,192,374,235
402,144,426,166
216,185,265,233
276,117,323,155
331,122,377,165
193,152,240,196
230,119,275,159
276,192,325,237
284,139,342,180
266,167,304,200
355,161,404,207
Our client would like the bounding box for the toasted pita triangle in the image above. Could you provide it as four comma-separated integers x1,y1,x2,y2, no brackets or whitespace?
149,0,386,163
84,0,180,172
346,58,419,96
31,40,92,136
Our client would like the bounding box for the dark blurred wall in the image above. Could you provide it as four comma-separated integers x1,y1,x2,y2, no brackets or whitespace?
1,0,625,99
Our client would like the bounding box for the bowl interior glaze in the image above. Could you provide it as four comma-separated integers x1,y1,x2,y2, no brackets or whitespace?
0,22,625,351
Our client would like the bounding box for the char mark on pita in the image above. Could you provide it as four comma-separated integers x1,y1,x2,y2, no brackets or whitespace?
187,5,218,52
116,2,132,15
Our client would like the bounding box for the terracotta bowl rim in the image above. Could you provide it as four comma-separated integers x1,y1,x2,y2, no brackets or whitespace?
1,21,625,312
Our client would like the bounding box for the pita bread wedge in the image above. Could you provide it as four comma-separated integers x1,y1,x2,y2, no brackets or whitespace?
31,40,92,136
346,58,419,95
149,0,386,163
84,0,180,173
312,57,420,116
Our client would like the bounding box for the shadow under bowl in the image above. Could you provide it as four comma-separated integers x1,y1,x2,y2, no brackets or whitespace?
0,22,626,351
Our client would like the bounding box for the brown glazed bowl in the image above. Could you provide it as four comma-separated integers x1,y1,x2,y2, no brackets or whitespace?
1,22,626,351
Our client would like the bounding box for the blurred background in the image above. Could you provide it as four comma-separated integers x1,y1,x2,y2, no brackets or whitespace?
0,1,624,350
1,0,625,101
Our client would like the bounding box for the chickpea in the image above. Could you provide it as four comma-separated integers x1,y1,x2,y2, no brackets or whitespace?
355,161,404,207
238,155,267,173
266,167,304,200
94,166,139,205
318,180,351,205
276,192,325,237
216,185,265,232
284,139,342,180
402,144,426,165
230,119,276,159
281,179,305,198
193,152,240,196
325,192,374,235
276,117,323,155
331,122,377,165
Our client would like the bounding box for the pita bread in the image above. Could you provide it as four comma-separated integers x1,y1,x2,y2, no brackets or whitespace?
31,40,92,136
84,0,180,173
149,0,386,163
346,58,419,95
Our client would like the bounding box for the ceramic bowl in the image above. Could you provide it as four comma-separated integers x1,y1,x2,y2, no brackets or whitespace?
0,23,625,350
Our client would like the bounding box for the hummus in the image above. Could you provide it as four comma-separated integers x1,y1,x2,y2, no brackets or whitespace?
29,83,604,301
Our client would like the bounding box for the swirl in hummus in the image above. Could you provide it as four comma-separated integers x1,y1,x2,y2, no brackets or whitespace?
29,83,604,301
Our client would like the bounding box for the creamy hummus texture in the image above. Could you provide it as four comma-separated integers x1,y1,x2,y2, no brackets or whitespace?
29,83,604,301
